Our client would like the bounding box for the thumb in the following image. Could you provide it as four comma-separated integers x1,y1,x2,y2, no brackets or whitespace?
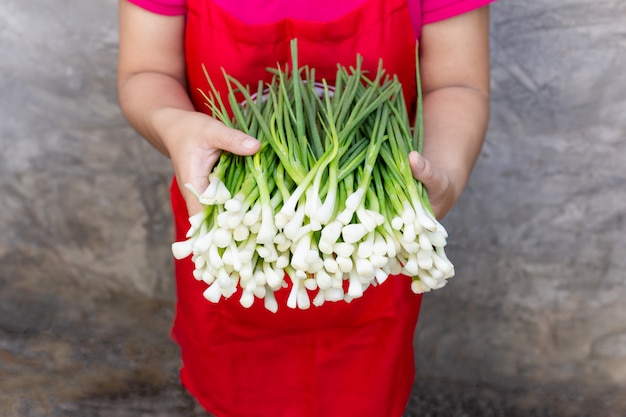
409,151,437,188
409,151,454,219
209,121,261,156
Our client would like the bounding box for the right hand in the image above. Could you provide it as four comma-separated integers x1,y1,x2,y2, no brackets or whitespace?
158,108,261,216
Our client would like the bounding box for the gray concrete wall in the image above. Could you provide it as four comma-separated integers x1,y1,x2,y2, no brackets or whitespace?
1,0,625,407
414,0,626,393
0,0,174,302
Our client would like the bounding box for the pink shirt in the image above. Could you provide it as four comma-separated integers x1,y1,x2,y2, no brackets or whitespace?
128,0,494,34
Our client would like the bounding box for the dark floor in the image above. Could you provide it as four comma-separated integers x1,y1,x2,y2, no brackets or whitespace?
1,289,624,417
11,373,625,417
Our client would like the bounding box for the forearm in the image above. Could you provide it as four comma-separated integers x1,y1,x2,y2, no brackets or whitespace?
117,1,261,215
117,1,193,157
408,6,490,218
421,85,489,205
118,71,194,157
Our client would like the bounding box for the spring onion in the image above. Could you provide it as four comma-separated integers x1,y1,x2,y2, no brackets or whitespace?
171,39,454,312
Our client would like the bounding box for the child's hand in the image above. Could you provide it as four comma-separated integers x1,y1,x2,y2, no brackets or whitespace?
408,150,455,220
158,109,261,215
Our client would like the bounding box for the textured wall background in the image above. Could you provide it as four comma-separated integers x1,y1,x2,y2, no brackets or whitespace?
414,0,626,393
0,0,174,300
1,0,625,413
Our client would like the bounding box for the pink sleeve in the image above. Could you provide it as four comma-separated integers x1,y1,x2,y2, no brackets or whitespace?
127,0,186,16
421,0,495,25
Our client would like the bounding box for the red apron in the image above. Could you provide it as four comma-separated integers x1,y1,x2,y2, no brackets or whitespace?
171,1,423,416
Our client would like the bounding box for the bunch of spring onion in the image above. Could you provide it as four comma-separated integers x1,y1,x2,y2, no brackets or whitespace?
172,40,454,312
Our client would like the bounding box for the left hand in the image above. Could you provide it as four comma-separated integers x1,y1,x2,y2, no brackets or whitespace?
408,150,456,220
409,6,492,220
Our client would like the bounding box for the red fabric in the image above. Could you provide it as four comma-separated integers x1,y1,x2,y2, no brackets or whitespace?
127,0,186,15
128,0,495,36
421,0,494,24
171,0,425,416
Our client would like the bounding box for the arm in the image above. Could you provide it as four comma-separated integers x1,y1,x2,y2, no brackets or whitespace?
117,1,261,215
409,6,491,219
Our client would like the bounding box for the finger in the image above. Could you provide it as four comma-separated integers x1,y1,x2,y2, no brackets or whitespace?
409,151,454,219
183,191,203,216
172,150,214,216
409,151,436,187
181,175,207,217
208,120,261,156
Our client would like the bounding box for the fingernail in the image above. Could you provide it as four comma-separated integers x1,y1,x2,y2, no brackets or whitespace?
415,153,425,169
243,137,259,149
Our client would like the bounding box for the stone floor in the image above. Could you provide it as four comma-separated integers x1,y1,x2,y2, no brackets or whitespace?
1,288,624,417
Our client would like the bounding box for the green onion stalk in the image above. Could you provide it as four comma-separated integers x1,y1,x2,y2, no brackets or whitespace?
171,39,454,312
